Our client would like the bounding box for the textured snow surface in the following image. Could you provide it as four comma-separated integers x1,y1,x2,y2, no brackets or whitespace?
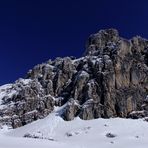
0,109,148,148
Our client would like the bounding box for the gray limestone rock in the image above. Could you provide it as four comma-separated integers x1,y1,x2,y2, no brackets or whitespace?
0,28,148,128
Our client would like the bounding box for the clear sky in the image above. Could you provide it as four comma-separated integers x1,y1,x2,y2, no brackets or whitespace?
0,0,148,85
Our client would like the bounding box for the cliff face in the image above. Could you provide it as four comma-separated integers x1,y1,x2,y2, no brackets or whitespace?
0,29,148,128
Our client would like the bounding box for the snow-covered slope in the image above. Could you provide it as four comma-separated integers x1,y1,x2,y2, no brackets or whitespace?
0,108,148,148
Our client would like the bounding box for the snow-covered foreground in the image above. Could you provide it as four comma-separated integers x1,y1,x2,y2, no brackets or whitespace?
0,111,148,148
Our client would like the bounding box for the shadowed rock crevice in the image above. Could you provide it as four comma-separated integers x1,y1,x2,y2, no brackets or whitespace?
0,28,147,128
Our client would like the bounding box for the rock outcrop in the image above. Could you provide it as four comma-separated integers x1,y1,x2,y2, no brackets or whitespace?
0,29,147,128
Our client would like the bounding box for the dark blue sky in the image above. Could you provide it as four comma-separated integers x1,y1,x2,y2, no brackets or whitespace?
0,0,148,85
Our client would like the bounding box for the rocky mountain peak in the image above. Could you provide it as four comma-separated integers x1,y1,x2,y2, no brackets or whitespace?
85,28,119,56
0,29,148,128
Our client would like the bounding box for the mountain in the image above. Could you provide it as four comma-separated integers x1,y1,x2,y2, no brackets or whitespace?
0,28,148,129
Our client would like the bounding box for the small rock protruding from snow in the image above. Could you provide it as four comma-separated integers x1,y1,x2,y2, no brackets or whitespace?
106,133,117,138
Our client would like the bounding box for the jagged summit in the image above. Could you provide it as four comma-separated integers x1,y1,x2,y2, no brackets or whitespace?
85,28,120,56
86,28,147,58
0,29,148,128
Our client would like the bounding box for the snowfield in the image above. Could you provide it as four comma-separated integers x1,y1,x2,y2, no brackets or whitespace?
0,108,148,148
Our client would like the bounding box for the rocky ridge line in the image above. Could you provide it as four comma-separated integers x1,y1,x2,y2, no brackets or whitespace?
0,28,147,128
